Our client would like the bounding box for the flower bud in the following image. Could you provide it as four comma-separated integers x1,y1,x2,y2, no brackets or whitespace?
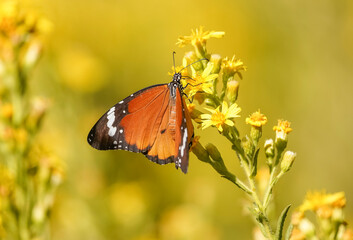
273,120,292,155
280,151,296,173
264,139,274,169
242,136,254,158
209,54,222,74
205,143,222,162
264,139,274,158
226,79,239,104
191,141,209,163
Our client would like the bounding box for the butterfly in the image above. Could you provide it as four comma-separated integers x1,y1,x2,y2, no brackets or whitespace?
87,55,207,173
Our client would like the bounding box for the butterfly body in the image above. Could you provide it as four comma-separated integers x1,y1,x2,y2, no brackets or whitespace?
87,72,194,173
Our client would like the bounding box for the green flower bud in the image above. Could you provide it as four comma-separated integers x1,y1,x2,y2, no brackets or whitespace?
280,151,296,173
241,136,254,158
264,139,274,168
191,141,209,163
205,143,222,162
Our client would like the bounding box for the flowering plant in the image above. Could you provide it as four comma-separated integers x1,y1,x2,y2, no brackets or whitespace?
0,1,63,239
176,26,296,240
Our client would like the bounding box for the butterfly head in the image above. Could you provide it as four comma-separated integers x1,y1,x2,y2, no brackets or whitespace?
172,72,182,83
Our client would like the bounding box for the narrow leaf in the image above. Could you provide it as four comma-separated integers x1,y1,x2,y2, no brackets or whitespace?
251,149,260,177
284,224,294,240
275,205,291,240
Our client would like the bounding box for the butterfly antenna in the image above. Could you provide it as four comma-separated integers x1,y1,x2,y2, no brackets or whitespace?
173,51,177,74
178,58,209,73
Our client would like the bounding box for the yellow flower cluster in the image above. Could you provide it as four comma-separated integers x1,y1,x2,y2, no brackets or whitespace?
290,191,352,240
0,0,51,72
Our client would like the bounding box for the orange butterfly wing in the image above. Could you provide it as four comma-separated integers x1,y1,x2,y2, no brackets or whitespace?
87,83,194,173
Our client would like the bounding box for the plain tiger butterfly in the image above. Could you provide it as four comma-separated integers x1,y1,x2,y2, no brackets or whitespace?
87,55,207,173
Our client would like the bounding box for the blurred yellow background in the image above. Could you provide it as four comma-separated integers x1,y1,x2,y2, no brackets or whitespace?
18,0,353,239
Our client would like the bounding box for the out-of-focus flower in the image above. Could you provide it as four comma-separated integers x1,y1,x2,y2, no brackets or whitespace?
290,227,306,240
201,101,241,132
253,227,267,240
255,168,270,196
342,229,353,240
159,205,220,240
0,0,52,46
26,97,50,131
177,26,224,48
109,182,147,227
57,47,108,93
0,164,14,198
299,191,346,218
0,102,13,120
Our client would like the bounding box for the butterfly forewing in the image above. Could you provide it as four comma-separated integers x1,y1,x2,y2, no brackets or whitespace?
87,84,168,151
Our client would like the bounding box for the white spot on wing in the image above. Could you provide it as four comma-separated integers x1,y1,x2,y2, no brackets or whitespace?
180,128,188,157
107,107,117,137
113,141,117,145
119,129,123,133
119,100,124,104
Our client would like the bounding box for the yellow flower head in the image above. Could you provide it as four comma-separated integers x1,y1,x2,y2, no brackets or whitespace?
0,0,52,40
201,101,241,132
168,65,188,77
184,62,218,97
176,26,225,48
299,191,346,218
273,119,292,134
246,110,267,127
222,55,246,76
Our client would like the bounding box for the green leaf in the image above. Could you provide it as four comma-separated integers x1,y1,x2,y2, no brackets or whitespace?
284,224,294,240
275,205,291,240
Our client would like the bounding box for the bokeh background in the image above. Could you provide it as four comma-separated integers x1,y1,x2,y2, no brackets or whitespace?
18,0,353,239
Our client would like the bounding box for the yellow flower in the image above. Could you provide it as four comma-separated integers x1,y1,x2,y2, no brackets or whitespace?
290,227,306,240
273,119,292,133
176,26,225,48
168,65,188,77
222,55,246,77
246,110,267,127
201,101,241,132
299,191,346,218
184,62,218,97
